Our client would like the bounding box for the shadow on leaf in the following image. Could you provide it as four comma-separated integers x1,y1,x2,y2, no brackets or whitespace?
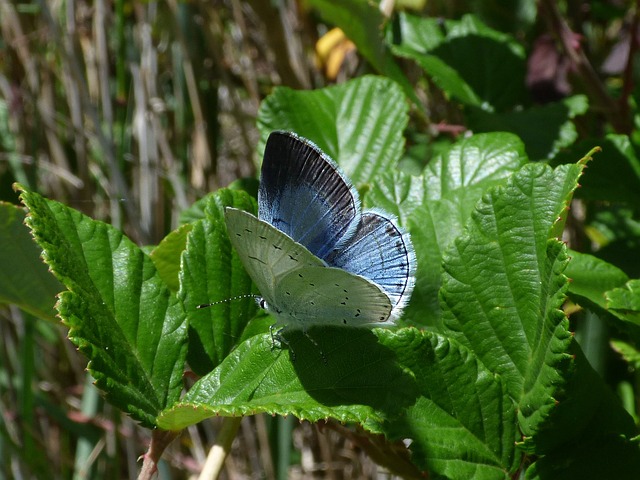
285,327,419,418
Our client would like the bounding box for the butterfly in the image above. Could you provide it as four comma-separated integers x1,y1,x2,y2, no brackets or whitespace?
225,131,416,332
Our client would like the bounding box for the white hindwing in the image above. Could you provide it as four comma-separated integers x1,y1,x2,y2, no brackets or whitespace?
225,207,392,328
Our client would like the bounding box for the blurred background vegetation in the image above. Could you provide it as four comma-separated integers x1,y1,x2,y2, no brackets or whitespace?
1,0,639,478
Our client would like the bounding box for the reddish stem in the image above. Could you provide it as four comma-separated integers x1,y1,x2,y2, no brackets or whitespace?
138,429,180,480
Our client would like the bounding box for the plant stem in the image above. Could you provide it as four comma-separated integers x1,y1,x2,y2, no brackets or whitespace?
197,417,242,480
138,429,180,480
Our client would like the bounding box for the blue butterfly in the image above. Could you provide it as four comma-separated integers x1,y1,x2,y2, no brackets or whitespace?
225,131,415,331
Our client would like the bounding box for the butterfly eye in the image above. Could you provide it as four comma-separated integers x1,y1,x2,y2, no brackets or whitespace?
259,298,268,310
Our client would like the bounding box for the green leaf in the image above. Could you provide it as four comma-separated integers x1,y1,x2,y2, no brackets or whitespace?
553,134,640,205
364,169,424,226
368,129,530,219
565,250,628,309
550,147,602,239
430,149,640,475
179,195,208,225
382,329,518,479
0,201,62,321
394,48,483,107
468,95,589,160
150,223,192,292
392,13,526,111
306,0,418,106
527,434,640,480
472,0,537,34
257,76,408,184
177,174,258,226
585,206,640,278
611,339,640,369
524,348,640,476
18,187,188,428
420,132,529,201
439,161,585,435
157,328,419,430
179,189,258,375
606,279,640,326
159,327,519,479
369,133,527,325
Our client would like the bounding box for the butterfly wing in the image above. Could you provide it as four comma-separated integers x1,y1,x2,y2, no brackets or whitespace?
258,131,360,259
224,207,324,310
225,207,394,329
240,131,416,325
325,211,416,320
274,265,393,328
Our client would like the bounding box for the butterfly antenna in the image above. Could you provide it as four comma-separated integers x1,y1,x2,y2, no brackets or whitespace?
197,294,258,309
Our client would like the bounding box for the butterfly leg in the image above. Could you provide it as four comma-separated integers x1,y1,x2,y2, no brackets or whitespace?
268,325,326,364
270,324,297,362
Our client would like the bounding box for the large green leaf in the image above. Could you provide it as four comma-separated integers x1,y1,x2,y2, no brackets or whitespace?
439,161,584,431
382,329,518,479
158,326,518,479
363,169,423,226
179,189,258,375
524,349,640,477
432,155,640,475
391,13,526,111
157,327,419,430
468,95,589,161
0,201,62,321
19,187,188,428
527,434,640,480
367,126,527,219
420,132,529,201
257,75,408,184
367,132,528,325
553,134,640,205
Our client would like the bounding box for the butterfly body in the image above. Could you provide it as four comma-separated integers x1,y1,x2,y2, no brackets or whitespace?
226,131,415,331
